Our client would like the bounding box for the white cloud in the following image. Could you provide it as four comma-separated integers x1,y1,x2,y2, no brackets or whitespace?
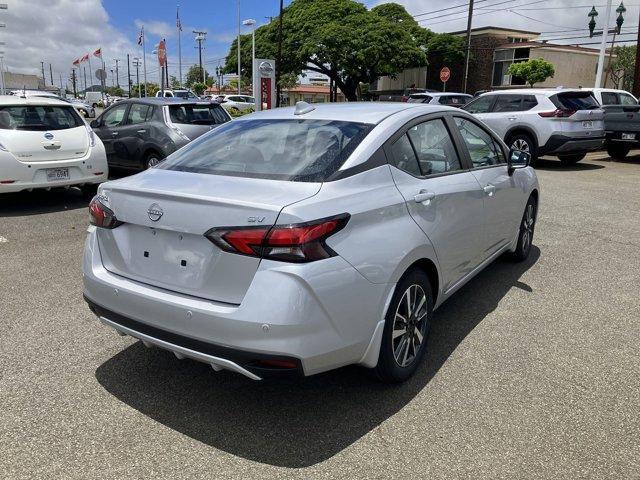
134,19,176,40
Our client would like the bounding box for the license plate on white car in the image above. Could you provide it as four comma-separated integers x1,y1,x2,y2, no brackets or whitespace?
582,121,593,129
46,168,70,182
622,132,636,140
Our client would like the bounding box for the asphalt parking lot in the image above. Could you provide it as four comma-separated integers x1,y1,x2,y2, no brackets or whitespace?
1,153,639,479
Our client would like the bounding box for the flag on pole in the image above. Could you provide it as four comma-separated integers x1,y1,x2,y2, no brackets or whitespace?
176,6,182,31
93,48,102,58
81,53,89,62
137,26,144,46
72,58,80,66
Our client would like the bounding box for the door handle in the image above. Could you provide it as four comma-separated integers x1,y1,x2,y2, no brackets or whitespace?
137,129,147,134
483,184,496,197
508,116,517,121
111,132,119,137
414,190,436,204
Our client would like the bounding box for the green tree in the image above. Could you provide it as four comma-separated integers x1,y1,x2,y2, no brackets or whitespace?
278,72,299,90
227,77,250,92
131,82,159,97
223,0,462,101
106,86,124,97
170,75,181,89
508,58,555,87
185,65,209,87
610,45,636,91
192,82,207,95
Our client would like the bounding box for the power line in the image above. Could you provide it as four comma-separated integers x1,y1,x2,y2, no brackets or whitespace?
416,0,532,21
413,0,510,18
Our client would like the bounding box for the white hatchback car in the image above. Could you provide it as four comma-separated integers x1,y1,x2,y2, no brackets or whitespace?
463,89,604,165
0,96,108,194
83,102,539,383
216,95,256,113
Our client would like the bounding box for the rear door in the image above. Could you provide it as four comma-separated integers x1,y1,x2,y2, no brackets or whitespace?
93,103,129,165
385,115,486,291
116,103,153,168
452,115,522,256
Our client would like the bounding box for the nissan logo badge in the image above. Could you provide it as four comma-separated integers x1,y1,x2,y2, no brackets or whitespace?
44,132,54,140
147,203,164,222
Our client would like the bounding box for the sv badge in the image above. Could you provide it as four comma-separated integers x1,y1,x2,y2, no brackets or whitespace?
247,216,266,223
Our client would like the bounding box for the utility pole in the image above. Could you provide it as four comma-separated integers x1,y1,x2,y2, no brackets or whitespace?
193,30,207,84
595,0,613,88
49,63,53,86
127,54,132,98
41,61,46,86
71,69,77,98
634,8,640,96
463,0,474,93
83,66,87,94
237,0,241,94
276,0,284,106
113,59,120,88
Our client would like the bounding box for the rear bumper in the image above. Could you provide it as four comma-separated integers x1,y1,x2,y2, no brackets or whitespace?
539,134,605,156
605,130,640,145
82,229,390,378
0,144,108,193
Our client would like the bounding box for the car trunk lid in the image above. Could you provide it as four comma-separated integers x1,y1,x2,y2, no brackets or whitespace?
96,169,321,304
0,126,89,162
551,91,604,137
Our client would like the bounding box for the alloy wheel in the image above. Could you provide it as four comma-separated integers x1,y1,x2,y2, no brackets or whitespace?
521,202,535,251
147,156,161,168
392,284,428,368
512,138,530,153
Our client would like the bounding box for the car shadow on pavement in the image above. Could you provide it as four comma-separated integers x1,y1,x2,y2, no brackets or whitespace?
0,188,89,217
95,247,540,468
535,157,605,171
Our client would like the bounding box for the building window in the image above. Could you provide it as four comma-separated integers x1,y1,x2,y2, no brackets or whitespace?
492,48,530,87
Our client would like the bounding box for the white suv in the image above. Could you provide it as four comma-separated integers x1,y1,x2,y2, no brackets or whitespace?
463,89,604,165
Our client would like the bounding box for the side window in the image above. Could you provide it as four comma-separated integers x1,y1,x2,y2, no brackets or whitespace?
522,95,538,111
493,95,523,112
463,95,495,114
454,117,506,168
389,134,421,177
406,119,463,175
600,92,619,105
126,104,151,125
102,104,128,127
619,93,637,106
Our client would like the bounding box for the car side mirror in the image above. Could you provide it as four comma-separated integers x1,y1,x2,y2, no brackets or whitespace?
89,119,100,128
508,148,530,174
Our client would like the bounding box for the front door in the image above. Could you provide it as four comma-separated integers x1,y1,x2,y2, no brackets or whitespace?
452,116,523,257
116,103,153,168
93,103,129,165
386,116,485,292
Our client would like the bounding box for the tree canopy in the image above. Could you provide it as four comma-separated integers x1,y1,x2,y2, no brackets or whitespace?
185,65,210,88
610,45,635,91
508,58,555,87
223,0,464,101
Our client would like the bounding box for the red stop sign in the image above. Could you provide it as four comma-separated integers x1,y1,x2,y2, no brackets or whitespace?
440,67,451,83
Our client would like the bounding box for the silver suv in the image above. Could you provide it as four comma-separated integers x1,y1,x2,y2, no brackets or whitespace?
83,102,539,383
463,89,604,165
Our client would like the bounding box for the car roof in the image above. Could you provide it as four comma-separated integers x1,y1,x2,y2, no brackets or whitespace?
480,88,587,97
0,95,70,106
116,97,213,106
428,92,472,97
234,102,458,125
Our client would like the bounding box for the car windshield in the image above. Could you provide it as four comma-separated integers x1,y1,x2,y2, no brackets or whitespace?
0,105,83,131
168,104,229,125
159,119,373,182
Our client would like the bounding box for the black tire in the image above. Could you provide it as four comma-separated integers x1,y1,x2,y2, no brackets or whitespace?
144,152,163,170
511,195,537,262
374,268,434,383
507,133,538,167
606,144,631,160
558,153,586,165
91,103,98,108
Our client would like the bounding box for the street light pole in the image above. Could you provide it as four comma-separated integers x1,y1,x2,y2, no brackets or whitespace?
237,0,241,94
595,0,613,88
243,19,256,99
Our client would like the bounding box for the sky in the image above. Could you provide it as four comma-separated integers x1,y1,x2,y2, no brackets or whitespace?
1,0,638,90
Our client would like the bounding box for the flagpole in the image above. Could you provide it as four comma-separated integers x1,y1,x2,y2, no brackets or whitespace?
177,5,183,87
142,26,147,97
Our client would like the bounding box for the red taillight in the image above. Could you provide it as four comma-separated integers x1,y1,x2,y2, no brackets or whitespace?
89,196,123,229
205,214,349,263
538,108,576,118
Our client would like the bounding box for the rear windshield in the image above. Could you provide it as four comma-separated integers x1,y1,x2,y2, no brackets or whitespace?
438,95,471,106
173,91,198,99
0,105,83,131
169,104,229,125
553,92,600,111
159,119,373,182
407,95,431,103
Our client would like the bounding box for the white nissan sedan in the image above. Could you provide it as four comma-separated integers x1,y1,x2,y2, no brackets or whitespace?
0,96,108,194
84,102,538,383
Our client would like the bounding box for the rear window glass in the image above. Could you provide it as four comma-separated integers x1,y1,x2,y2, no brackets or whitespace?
438,95,471,106
407,95,431,103
0,105,83,131
159,119,372,182
169,105,229,125
553,93,599,111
